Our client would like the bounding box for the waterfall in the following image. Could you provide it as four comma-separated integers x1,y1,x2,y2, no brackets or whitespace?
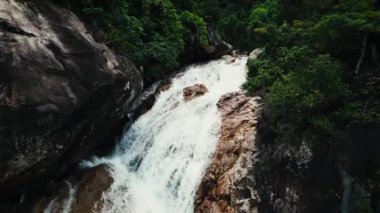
83,56,249,213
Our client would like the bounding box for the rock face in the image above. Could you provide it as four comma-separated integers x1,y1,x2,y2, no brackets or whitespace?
176,25,233,70
250,110,342,213
336,123,380,213
195,92,262,213
200,26,233,59
249,119,380,213
0,0,142,194
183,84,208,102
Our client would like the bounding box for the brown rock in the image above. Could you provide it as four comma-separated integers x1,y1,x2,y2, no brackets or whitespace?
32,164,114,213
71,165,114,213
160,80,173,92
195,92,262,213
183,84,208,102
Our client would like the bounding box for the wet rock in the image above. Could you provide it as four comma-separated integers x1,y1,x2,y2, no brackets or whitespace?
0,0,142,194
222,55,237,64
176,24,233,68
183,84,208,102
32,181,75,213
128,78,173,120
195,92,262,213
32,164,113,213
222,55,233,60
71,165,114,213
202,26,233,59
159,79,173,92
249,49,264,60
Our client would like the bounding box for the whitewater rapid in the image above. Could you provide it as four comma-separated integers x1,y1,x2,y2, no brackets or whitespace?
83,56,248,213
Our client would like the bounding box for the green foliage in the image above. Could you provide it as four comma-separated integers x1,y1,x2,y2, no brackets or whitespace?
249,7,269,28
52,0,379,138
310,116,336,134
337,0,374,12
356,199,374,213
55,0,210,76
180,11,208,46
139,0,185,74
244,57,283,91
193,0,255,49
244,0,379,138
314,13,380,39
245,46,350,135
268,53,346,112
246,47,347,112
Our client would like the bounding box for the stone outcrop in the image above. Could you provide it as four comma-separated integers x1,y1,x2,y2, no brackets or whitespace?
250,108,341,213
0,0,142,195
183,84,208,102
200,26,233,59
195,92,262,213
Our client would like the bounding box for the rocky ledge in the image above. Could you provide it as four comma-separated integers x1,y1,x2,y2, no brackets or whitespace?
195,92,262,212
0,0,142,197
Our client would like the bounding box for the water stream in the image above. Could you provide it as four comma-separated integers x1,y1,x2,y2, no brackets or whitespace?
81,56,248,213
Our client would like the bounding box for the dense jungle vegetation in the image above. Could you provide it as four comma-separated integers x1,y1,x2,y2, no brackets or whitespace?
243,0,380,146
55,0,379,150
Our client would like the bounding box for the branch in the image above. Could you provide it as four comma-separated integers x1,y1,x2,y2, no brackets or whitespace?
355,33,368,75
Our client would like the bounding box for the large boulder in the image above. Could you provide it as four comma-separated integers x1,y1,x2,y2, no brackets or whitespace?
0,0,142,194
179,25,233,67
199,26,233,59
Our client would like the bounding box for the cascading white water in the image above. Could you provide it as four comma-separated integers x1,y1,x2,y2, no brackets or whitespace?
84,56,248,213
